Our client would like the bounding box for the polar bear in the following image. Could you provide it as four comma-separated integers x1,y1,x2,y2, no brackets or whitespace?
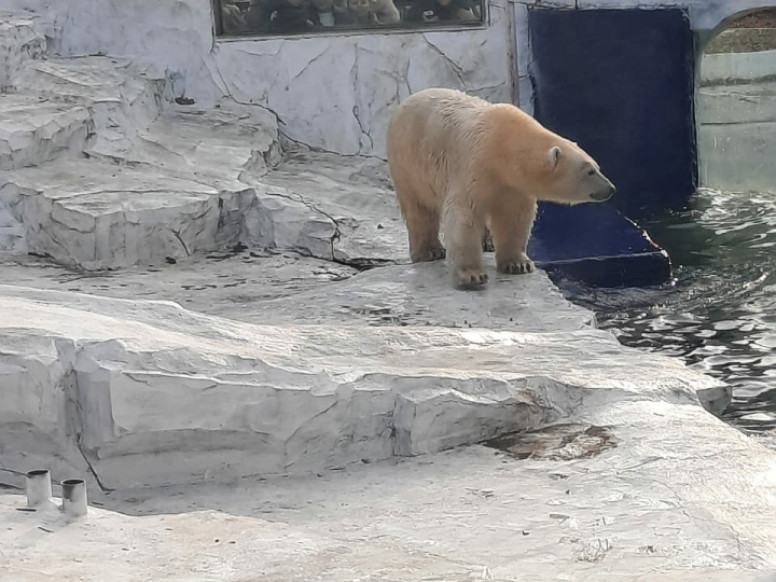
386,87,616,289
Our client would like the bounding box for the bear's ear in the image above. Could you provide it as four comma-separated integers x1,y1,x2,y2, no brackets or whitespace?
549,146,562,170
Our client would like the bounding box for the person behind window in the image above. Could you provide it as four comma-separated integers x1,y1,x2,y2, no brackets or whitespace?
332,0,400,25
312,0,358,27
404,0,478,23
311,0,338,26
369,0,400,24
345,0,373,25
246,0,320,32
221,0,247,32
246,0,266,29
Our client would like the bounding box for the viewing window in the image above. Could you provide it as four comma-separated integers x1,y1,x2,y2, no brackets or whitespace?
214,0,485,37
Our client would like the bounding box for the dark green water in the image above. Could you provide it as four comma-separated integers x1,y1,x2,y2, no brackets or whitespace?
565,188,776,441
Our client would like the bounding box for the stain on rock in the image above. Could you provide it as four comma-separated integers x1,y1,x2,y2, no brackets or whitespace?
485,424,617,461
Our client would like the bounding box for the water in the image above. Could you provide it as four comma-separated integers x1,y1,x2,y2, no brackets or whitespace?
564,188,776,438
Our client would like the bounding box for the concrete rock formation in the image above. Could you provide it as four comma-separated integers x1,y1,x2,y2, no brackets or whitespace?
0,11,775,581
0,281,726,490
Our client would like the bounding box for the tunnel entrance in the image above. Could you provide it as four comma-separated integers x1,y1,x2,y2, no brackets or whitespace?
697,8,776,195
526,8,697,219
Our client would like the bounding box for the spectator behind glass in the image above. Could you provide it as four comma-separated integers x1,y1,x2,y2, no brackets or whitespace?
247,0,321,32
369,0,401,24
311,0,337,26
245,0,404,30
405,0,478,23
221,0,247,32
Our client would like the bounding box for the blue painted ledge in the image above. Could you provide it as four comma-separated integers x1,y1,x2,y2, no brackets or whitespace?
528,203,671,288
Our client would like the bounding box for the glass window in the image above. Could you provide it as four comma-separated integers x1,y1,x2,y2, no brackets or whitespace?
214,0,485,37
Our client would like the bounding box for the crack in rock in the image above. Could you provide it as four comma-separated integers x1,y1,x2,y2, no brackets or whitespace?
262,187,342,260
58,339,113,492
423,35,466,85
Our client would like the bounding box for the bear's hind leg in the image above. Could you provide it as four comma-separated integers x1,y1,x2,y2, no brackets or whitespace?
404,205,445,263
401,200,446,263
442,203,488,289
490,197,537,275
404,206,445,263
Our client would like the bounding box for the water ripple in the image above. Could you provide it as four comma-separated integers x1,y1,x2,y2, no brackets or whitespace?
560,188,776,438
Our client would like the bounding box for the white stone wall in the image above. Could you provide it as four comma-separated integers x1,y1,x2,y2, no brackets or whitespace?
0,0,773,156
0,0,513,157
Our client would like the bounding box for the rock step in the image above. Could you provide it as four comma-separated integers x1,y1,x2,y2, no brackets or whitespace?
261,152,408,264
1,144,407,270
0,252,594,333
0,93,91,170
12,56,170,136
701,49,776,86
0,14,46,88
0,97,352,270
2,158,228,268
698,83,776,125
0,285,726,489
85,98,282,185
0,154,348,269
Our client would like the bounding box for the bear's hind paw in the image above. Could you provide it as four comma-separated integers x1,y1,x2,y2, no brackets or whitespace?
411,246,446,262
453,267,489,290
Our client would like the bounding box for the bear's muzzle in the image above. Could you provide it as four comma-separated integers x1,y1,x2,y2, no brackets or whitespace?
591,184,616,202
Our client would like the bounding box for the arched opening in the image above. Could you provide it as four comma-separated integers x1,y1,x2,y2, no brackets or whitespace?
697,8,776,194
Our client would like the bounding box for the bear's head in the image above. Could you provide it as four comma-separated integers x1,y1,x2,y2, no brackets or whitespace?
484,105,616,205
541,141,616,205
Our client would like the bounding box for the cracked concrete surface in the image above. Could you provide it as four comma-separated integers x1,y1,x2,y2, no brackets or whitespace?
0,12,44,88
3,401,776,580
0,282,725,490
0,94,90,170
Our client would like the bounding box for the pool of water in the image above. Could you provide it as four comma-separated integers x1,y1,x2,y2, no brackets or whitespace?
561,188,776,439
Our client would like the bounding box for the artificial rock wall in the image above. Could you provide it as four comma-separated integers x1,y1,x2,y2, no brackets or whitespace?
0,0,774,157
0,0,513,158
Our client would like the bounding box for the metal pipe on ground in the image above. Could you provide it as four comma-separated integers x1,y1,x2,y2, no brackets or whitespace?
25,469,53,508
61,478,88,518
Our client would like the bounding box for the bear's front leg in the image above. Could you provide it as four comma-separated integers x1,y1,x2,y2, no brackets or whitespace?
442,204,488,289
490,197,537,275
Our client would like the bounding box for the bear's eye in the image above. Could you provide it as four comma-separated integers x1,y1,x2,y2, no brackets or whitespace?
587,169,596,176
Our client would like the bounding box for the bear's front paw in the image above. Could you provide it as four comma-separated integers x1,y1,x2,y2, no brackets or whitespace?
453,266,489,290
497,254,535,275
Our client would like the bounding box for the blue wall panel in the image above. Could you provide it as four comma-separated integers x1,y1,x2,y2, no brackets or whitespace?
527,8,697,217
523,7,696,287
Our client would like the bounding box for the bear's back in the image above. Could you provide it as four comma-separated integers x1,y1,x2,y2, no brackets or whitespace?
387,88,491,160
